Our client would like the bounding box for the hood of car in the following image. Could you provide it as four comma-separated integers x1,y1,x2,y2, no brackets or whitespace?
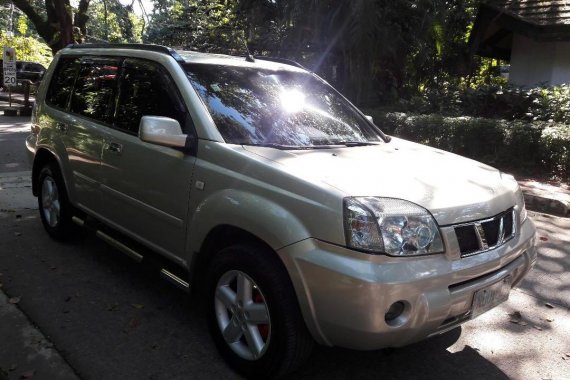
243,137,518,225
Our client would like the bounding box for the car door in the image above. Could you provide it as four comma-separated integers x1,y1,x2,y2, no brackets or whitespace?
43,56,118,214
99,58,196,261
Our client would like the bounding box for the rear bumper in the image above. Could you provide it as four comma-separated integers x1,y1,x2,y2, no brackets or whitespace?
277,218,537,350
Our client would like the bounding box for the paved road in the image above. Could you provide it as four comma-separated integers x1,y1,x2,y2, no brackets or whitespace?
0,116,31,173
0,118,569,379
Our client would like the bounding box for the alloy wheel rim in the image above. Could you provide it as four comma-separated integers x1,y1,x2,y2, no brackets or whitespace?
41,176,60,227
214,270,271,361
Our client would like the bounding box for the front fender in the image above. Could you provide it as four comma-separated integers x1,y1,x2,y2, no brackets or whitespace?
187,189,311,256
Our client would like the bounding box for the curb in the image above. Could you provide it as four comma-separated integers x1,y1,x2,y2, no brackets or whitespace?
523,192,570,217
519,180,570,218
0,290,80,380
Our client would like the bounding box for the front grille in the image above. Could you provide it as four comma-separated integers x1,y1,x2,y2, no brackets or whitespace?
454,209,516,257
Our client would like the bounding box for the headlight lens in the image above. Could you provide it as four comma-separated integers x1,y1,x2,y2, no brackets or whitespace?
501,172,527,226
344,197,444,256
515,188,528,224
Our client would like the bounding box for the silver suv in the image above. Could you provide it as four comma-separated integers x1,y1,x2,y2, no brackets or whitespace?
26,44,537,378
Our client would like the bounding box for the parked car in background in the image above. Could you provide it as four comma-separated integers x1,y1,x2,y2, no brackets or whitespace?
1,60,46,88
26,44,537,378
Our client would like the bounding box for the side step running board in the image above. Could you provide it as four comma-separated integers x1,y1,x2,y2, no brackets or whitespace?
72,215,190,293
160,269,190,292
95,230,144,262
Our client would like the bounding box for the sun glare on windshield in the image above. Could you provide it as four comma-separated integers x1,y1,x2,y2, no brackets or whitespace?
280,89,305,113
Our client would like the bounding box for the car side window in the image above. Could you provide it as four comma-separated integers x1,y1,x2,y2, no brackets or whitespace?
46,57,79,110
114,59,187,134
70,58,120,124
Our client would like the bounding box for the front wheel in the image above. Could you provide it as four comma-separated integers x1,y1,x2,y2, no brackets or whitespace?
37,163,74,240
207,243,313,378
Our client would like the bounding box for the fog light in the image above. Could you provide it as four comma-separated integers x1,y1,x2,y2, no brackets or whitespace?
385,301,405,322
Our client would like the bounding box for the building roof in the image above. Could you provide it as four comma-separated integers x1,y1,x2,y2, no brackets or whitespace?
487,0,570,26
470,1,570,60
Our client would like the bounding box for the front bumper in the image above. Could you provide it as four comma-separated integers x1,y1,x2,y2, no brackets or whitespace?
277,218,537,350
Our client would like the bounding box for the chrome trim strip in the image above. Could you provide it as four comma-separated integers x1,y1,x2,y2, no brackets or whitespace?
474,223,489,251
160,269,190,292
73,171,97,185
497,216,505,245
452,212,505,228
456,208,516,258
71,216,85,227
73,204,188,269
509,211,516,238
96,230,144,262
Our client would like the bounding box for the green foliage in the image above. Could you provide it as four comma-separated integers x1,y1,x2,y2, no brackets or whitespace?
374,112,569,180
86,0,143,43
145,0,243,52
146,0,482,105
17,15,28,35
0,31,52,66
540,125,570,179
396,82,570,123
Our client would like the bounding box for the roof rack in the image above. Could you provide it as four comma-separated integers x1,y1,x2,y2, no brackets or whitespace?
252,56,307,70
65,43,185,63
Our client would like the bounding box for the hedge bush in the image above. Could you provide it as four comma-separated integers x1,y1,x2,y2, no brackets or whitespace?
384,84,570,123
372,112,569,181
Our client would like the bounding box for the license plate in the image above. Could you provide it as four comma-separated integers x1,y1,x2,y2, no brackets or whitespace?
471,276,512,318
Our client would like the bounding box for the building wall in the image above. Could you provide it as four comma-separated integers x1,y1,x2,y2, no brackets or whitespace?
552,41,570,85
510,34,570,86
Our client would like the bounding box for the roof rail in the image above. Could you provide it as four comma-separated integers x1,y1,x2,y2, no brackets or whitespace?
64,43,184,62
252,56,307,70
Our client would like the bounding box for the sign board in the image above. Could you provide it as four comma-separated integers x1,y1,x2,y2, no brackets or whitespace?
3,47,17,87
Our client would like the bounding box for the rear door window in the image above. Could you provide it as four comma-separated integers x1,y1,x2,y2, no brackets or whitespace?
46,57,79,110
70,58,120,124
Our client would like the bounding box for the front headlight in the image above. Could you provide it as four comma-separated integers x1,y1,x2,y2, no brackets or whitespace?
515,187,528,224
344,197,444,256
501,172,527,226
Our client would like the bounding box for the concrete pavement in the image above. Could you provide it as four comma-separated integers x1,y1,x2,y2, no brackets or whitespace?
1,116,79,379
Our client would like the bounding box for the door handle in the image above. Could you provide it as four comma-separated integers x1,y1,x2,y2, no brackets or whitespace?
106,142,123,155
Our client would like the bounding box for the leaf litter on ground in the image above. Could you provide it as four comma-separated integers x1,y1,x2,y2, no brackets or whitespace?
508,311,528,326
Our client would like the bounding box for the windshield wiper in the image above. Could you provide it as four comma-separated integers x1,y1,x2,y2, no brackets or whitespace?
331,141,381,147
243,143,334,150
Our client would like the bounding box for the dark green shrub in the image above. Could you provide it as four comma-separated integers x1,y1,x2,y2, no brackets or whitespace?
401,84,570,123
375,112,569,180
540,124,570,179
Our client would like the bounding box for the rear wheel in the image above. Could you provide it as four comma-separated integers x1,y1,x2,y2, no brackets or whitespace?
207,243,313,378
37,163,74,240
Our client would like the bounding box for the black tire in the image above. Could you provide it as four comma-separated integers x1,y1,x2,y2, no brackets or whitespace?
37,162,74,240
206,243,314,379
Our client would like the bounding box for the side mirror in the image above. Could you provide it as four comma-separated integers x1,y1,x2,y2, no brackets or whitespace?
139,116,188,148
365,115,374,123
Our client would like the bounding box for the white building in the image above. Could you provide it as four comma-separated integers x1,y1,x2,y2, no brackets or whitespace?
471,0,570,87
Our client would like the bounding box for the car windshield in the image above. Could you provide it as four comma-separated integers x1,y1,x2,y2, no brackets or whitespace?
184,63,383,148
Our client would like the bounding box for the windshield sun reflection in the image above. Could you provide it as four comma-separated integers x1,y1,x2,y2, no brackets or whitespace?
280,89,305,113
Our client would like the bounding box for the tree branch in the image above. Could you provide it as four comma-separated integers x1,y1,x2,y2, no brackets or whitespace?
12,0,47,31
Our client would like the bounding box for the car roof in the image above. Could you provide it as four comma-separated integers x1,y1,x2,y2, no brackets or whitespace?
63,43,307,73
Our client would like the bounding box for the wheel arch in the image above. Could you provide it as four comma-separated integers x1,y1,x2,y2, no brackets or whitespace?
190,224,288,298
32,148,60,196
186,190,312,295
